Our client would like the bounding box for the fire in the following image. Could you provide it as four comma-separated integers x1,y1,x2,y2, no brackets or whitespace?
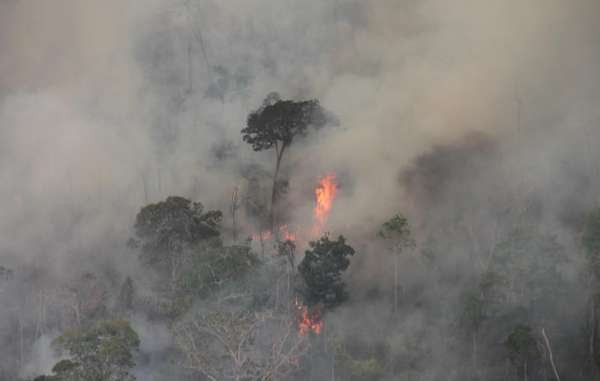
252,225,296,242
295,298,323,336
251,173,337,243
252,230,273,241
312,174,337,236
280,225,297,241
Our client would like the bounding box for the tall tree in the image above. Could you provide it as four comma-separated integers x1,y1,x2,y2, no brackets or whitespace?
241,92,332,229
378,214,415,314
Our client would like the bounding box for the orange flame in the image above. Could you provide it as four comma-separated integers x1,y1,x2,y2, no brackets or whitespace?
295,298,323,336
252,225,296,242
313,174,337,236
281,225,297,242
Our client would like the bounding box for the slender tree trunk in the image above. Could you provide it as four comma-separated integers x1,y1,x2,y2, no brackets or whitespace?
141,173,149,204
591,296,598,377
287,262,291,313
472,331,478,380
541,328,560,381
331,347,336,381
524,360,528,381
394,254,399,314
19,317,23,368
231,187,239,241
270,146,285,230
259,223,265,256
187,37,193,94
157,166,162,197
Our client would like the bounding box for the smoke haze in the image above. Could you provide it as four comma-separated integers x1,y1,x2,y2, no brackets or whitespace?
2,0,600,379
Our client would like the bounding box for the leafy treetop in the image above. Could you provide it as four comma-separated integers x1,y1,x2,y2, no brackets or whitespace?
40,319,140,381
298,235,355,308
378,214,415,249
133,196,222,263
241,92,330,153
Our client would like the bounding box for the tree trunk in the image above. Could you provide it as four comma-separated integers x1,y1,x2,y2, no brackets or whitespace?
19,317,23,368
472,331,478,380
591,296,598,377
541,328,560,381
524,360,528,381
394,254,399,314
270,146,285,230
231,187,239,241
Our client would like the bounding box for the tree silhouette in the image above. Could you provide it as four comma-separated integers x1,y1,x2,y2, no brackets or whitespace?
242,92,331,229
298,235,355,308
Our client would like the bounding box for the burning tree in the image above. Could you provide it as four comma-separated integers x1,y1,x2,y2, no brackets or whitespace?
312,174,338,236
298,235,355,308
241,92,332,229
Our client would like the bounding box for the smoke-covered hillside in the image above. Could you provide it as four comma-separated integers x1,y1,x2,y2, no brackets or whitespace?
2,1,600,380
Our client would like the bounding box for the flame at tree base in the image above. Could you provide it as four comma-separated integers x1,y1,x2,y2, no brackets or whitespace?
295,298,323,336
252,225,296,242
250,173,338,245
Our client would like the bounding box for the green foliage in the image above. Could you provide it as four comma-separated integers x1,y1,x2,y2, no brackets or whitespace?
133,196,222,265
583,208,600,281
117,277,134,312
241,92,330,152
460,270,506,332
44,319,140,381
348,358,385,380
460,290,486,332
490,226,567,313
334,338,388,381
138,294,193,322
505,324,540,366
379,214,414,247
298,235,355,307
178,243,259,297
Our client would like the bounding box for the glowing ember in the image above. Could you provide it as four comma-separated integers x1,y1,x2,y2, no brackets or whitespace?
312,174,337,236
295,298,323,336
252,230,273,241
252,225,296,242
280,225,297,242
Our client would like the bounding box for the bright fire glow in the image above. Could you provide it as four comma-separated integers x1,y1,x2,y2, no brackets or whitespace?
295,298,322,336
252,225,296,242
251,173,337,243
280,225,297,241
312,174,337,236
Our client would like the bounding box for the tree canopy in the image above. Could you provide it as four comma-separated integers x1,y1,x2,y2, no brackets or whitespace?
241,92,333,228
241,92,330,153
298,235,355,307
43,320,140,381
133,196,222,264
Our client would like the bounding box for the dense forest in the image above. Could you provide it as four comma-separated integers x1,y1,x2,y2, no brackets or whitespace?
2,1,600,380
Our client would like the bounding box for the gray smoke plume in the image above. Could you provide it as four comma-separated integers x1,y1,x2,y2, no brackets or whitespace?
2,0,600,379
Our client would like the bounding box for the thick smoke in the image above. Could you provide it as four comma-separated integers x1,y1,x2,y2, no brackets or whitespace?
2,0,600,379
